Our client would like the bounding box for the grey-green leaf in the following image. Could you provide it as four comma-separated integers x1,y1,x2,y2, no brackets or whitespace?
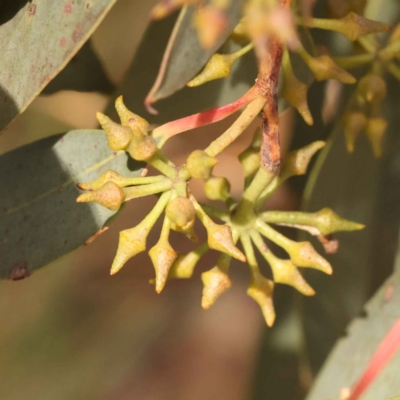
146,0,245,108
0,130,142,280
0,0,116,132
306,241,400,399
41,40,115,95
106,13,257,126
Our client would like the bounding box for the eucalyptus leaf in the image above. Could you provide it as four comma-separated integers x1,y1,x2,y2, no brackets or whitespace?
0,130,142,280
0,0,116,131
146,0,245,108
107,12,257,126
42,40,115,95
306,238,400,400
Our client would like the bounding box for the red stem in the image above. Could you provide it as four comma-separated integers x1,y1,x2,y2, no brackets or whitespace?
152,85,258,141
348,316,400,400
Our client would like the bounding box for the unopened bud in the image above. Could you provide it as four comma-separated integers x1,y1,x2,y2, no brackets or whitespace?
231,18,250,44
303,53,356,84
314,208,365,235
247,271,275,327
96,112,132,151
149,239,178,293
128,135,158,161
365,117,387,158
342,111,366,153
206,222,246,262
281,141,325,181
188,54,232,87
201,264,232,309
169,244,209,279
110,225,148,275
77,170,126,191
337,12,391,42
76,181,125,211
115,96,149,134
204,177,231,201
357,74,387,104
267,252,315,296
288,241,332,274
166,197,196,231
150,0,196,19
186,150,217,179
282,51,313,125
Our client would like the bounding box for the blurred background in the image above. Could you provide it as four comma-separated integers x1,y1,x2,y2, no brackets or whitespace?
1,0,399,399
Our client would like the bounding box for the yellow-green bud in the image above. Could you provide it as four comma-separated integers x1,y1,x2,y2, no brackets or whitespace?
115,96,149,134
188,54,232,87
365,117,387,158
313,208,365,235
186,150,217,179
149,239,178,293
76,181,125,211
266,252,315,296
201,265,232,309
357,74,387,104
204,177,231,201
77,170,125,191
168,245,208,279
303,53,356,84
206,222,246,262
128,135,158,161
110,225,148,275
282,51,313,126
96,112,132,151
247,271,275,327
288,241,332,275
342,111,367,153
166,197,196,231
281,141,325,181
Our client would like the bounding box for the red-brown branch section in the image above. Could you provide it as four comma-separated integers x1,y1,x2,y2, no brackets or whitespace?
255,34,284,171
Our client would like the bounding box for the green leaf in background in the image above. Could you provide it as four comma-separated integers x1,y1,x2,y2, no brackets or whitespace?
109,5,257,126
0,0,116,131
146,0,244,108
0,130,142,280
41,40,115,95
306,238,400,400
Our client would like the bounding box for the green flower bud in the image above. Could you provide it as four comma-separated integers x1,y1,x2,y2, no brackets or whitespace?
115,96,149,134
76,181,125,211
266,251,315,296
128,135,158,161
301,52,356,84
188,54,232,87
77,170,125,191
201,264,232,309
342,111,367,153
280,141,325,181
186,150,218,179
96,112,132,151
207,222,246,262
247,270,275,327
282,50,313,126
166,196,196,231
204,177,231,201
111,225,148,275
365,117,387,158
357,74,387,104
288,241,332,275
169,244,209,279
149,238,178,293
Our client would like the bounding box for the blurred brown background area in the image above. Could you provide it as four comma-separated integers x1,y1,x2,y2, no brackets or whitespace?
0,1,304,399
